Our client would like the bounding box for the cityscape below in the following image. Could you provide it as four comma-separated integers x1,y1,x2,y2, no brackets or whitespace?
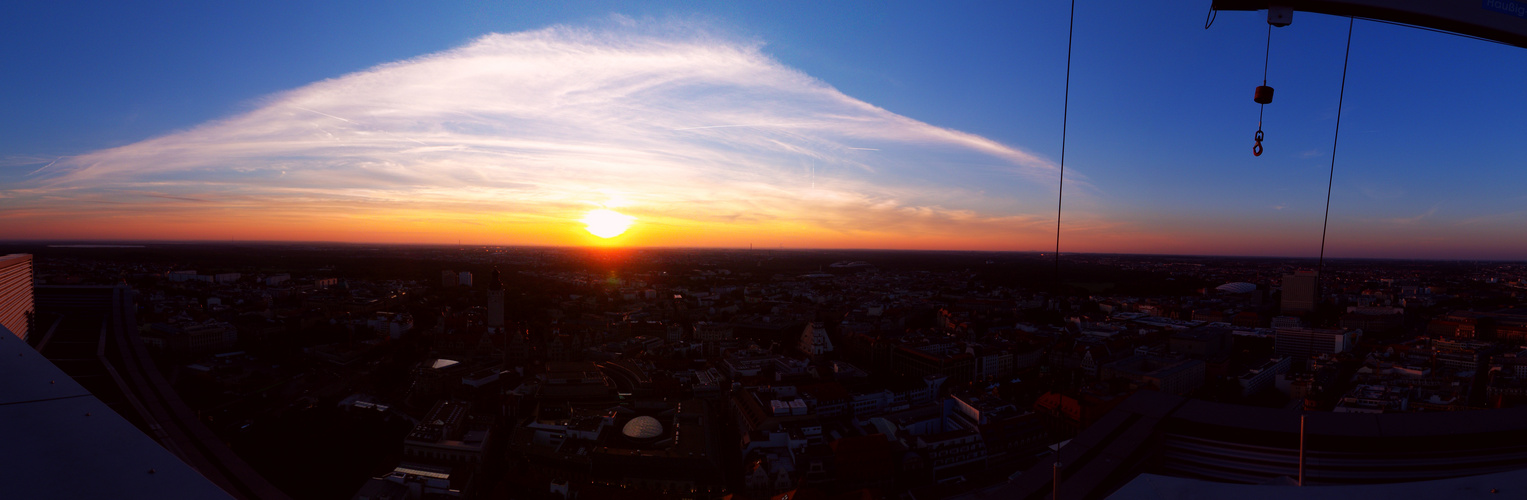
5,242,1527,499
7,2,1527,499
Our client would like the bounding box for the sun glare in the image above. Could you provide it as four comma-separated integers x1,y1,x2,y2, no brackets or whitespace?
582,209,636,238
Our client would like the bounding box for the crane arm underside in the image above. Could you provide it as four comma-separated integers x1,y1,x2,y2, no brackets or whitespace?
1213,0,1527,49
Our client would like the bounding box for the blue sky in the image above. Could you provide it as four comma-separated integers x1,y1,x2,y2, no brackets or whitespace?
4,2,1527,259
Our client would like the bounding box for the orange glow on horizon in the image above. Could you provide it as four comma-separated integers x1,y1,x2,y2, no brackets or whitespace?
9,208,1527,260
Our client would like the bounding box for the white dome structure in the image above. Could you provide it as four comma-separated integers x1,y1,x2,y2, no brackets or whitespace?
1215,282,1257,294
622,416,664,439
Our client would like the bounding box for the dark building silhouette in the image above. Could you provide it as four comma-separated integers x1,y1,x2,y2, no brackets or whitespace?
487,268,505,327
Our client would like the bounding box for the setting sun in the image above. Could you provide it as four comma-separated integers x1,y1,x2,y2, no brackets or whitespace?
581,209,636,238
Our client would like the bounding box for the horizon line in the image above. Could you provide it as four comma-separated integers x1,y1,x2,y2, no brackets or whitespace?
2,239,1523,263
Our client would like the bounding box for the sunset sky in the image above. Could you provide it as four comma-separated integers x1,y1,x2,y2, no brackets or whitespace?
4,2,1527,259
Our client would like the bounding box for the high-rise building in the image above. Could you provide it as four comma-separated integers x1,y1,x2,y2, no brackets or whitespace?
441,270,456,288
0,254,34,341
458,271,473,287
486,269,505,327
1281,270,1318,314
1274,325,1360,358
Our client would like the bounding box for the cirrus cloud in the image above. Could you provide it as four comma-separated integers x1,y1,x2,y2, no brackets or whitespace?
5,18,1070,248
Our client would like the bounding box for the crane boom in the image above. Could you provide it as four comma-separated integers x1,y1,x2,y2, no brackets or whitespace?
1212,0,1527,48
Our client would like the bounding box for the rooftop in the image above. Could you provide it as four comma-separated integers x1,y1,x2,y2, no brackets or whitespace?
0,325,235,499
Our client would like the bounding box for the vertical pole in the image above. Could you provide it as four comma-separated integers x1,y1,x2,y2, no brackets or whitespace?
1298,414,1307,486
1053,460,1062,499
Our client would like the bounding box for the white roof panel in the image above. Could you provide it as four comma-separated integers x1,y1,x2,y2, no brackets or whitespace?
0,328,233,499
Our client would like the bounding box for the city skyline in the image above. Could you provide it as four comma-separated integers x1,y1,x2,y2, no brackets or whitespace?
5,3,1527,259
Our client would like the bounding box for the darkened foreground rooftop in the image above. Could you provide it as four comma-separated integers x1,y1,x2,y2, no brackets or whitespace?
995,390,1527,499
23,285,288,499
0,324,232,499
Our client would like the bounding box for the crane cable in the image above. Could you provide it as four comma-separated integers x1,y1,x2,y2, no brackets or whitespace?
1254,24,1272,156
1052,3,1078,493
1054,0,1076,296
1318,18,1355,283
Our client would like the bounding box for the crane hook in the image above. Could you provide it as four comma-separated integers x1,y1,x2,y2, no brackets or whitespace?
1252,84,1272,157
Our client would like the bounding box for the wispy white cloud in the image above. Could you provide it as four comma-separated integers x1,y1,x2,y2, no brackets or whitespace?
7,18,1063,245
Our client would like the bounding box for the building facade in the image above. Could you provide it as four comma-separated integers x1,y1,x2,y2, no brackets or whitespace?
798,322,833,359
0,254,34,341
1101,354,1207,396
1274,326,1360,359
144,320,238,356
1281,270,1318,314
403,400,491,468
